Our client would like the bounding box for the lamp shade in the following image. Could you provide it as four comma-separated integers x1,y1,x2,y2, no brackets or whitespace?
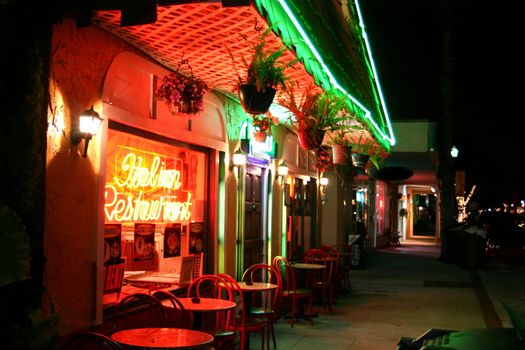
277,163,289,176
79,106,103,135
232,152,246,166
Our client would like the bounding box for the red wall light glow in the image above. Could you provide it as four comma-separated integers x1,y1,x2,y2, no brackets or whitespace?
105,130,206,224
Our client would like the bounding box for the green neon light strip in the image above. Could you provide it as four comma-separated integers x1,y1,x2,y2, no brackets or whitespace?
354,0,396,145
276,0,395,146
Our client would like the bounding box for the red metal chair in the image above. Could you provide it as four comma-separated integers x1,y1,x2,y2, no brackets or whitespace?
272,256,314,327
241,264,281,349
187,274,236,350
152,290,192,329
60,331,123,350
217,273,267,350
110,292,169,333
332,242,352,292
304,248,336,313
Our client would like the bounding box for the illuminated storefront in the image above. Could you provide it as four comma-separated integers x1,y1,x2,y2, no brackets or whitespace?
104,128,208,273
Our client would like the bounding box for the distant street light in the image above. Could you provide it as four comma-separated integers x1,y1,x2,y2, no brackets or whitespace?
450,145,459,158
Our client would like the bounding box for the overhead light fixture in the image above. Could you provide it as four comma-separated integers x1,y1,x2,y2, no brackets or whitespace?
72,106,103,158
232,152,246,167
450,145,459,158
277,162,289,177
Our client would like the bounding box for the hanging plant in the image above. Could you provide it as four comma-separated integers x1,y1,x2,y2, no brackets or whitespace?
155,58,208,116
251,113,278,142
315,146,334,173
228,23,298,115
279,84,346,150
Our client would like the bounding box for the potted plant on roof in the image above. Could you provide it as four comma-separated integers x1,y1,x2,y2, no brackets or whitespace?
156,58,208,116
349,133,387,170
229,27,298,115
315,145,334,173
279,84,346,150
251,112,278,143
328,125,363,165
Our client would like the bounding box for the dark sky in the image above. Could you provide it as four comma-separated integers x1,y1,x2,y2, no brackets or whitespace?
360,0,525,208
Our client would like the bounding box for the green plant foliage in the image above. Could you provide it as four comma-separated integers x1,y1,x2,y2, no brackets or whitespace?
0,201,30,287
230,27,298,92
12,308,60,350
279,84,346,133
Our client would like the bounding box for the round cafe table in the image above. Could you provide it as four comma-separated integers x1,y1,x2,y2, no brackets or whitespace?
237,282,278,350
163,297,236,330
111,327,214,349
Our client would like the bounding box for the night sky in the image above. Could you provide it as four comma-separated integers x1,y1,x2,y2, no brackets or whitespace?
360,0,525,208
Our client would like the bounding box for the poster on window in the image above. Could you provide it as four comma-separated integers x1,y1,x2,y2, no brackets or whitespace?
134,223,156,261
163,223,181,258
189,222,205,254
104,223,122,266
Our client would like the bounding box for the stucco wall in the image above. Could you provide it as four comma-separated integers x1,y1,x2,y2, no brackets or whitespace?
46,19,143,333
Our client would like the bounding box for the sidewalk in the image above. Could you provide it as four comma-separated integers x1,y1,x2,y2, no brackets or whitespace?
256,239,525,350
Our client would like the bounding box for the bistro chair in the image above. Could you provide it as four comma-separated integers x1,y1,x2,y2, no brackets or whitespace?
217,273,267,350
110,292,169,333
332,242,353,292
152,290,192,328
187,274,236,350
304,248,336,313
60,331,124,350
241,264,281,349
272,256,314,327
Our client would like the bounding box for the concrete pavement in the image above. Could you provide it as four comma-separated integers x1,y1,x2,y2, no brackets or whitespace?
253,238,525,349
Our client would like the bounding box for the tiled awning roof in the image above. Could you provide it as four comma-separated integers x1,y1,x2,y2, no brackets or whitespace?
92,0,394,152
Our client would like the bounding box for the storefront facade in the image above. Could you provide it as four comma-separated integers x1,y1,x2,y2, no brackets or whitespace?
42,1,395,335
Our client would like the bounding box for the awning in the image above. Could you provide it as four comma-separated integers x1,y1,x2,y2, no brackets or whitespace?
92,0,394,152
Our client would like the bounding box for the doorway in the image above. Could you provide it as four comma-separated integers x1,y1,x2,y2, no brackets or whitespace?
412,193,436,237
242,167,266,272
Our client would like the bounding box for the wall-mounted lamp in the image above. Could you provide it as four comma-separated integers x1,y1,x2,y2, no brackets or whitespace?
232,152,246,167
72,106,103,158
277,162,289,177
320,177,329,204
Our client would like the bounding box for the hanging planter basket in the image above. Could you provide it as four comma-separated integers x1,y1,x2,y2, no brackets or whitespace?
315,146,334,173
253,131,268,143
238,84,276,115
298,128,326,150
156,58,208,117
351,153,370,169
332,145,352,165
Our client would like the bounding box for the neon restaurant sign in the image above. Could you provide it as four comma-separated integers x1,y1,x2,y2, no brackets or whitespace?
105,140,195,223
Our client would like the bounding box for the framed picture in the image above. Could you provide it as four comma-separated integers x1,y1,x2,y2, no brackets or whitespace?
179,255,194,286
104,224,122,266
163,224,181,258
189,222,205,254
134,223,156,261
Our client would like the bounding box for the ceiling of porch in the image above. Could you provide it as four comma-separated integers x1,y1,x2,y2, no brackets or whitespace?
92,2,376,149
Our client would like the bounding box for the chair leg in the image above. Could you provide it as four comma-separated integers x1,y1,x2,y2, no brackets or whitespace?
270,320,276,349
290,298,296,328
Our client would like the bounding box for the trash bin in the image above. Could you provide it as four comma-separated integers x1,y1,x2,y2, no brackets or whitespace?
350,222,367,269
463,225,486,269
440,224,464,264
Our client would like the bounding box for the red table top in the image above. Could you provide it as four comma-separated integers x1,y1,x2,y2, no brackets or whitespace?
111,327,213,349
290,262,325,270
237,281,278,292
174,297,237,312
